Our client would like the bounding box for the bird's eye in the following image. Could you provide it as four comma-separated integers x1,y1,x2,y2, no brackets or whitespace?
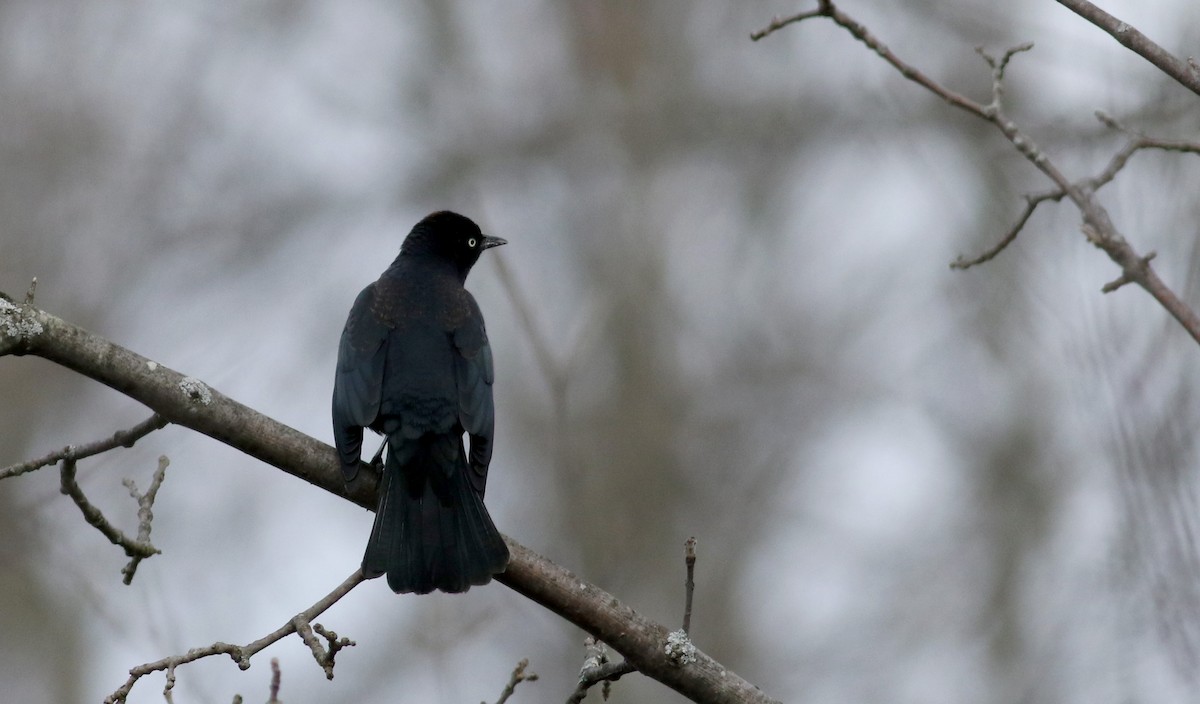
467,238,478,247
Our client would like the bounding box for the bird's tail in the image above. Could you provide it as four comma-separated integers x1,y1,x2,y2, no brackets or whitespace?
362,435,509,594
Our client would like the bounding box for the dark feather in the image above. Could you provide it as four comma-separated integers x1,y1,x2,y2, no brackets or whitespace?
333,211,509,593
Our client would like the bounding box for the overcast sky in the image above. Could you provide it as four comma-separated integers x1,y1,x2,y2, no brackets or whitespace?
4,2,1200,703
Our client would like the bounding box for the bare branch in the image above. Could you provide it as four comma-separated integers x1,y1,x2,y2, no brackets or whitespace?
59,456,162,578
119,454,170,584
105,569,365,704
977,42,1034,109
488,658,538,704
952,190,1065,270
568,638,634,704
749,0,831,41
0,300,779,704
567,536,703,703
1,412,168,480
1055,0,1200,97
301,622,356,680
953,113,1200,272
1088,112,1200,193
268,658,281,704
755,2,1200,347
1094,240,1157,293
682,537,697,635
823,7,989,117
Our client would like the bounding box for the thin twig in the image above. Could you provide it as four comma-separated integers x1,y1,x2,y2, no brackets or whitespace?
119,455,170,584
1088,111,1200,192
60,457,162,573
953,108,1200,270
755,1,1200,347
105,569,365,704
488,658,538,704
682,537,696,635
305,622,356,679
977,42,1034,109
267,658,281,704
952,190,1065,269
16,416,170,583
568,639,635,704
1,412,169,480
756,3,987,115
568,538,701,703
749,0,831,41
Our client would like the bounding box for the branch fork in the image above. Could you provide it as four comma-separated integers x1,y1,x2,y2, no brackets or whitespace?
568,537,702,702
753,0,1200,345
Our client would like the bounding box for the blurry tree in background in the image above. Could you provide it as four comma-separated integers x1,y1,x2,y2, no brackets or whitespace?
3,1,1200,703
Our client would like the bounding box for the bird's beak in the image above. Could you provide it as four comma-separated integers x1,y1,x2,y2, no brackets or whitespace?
482,235,507,250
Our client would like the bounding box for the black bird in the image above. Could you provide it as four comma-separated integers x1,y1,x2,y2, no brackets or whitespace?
332,211,510,594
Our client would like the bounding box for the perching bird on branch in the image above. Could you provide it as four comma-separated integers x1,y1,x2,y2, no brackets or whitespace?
332,211,509,594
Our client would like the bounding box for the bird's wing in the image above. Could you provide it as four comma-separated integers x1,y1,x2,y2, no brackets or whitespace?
332,282,390,477
452,292,495,493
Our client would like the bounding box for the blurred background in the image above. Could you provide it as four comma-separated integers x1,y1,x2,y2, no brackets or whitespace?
3,1,1200,702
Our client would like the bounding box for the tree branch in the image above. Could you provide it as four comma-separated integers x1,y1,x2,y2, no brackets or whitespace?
267,658,281,704
951,190,1063,269
1089,110,1200,191
0,297,779,704
1,412,168,480
59,455,165,583
749,1,831,41
753,2,1200,348
120,454,170,584
568,638,632,704
683,536,697,635
489,658,538,704
105,569,364,704
952,112,1200,270
567,536,704,702
1054,0,1200,97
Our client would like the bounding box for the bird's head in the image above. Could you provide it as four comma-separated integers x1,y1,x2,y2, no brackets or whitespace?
402,211,507,279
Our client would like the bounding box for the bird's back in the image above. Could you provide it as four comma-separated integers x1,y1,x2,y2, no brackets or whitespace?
369,258,473,435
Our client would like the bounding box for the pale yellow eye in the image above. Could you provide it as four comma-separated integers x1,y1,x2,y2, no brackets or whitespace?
468,238,477,247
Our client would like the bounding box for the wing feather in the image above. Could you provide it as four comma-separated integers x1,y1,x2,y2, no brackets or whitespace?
332,283,390,478
452,293,496,493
